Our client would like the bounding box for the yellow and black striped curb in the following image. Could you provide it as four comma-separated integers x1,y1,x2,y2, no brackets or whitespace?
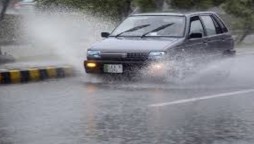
0,66,74,84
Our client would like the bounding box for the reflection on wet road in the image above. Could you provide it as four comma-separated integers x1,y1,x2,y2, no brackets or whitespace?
1,55,254,144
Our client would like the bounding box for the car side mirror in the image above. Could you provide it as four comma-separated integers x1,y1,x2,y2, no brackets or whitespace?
101,32,110,38
189,33,202,39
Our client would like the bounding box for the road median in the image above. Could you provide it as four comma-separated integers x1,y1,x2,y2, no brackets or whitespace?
0,65,74,84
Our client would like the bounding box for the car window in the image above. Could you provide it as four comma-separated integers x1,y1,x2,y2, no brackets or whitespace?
212,15,228,33
189,17,205,36
200,15,216,36
210,16,223,34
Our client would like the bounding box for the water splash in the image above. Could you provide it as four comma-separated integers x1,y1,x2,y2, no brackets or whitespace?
20,9,115,74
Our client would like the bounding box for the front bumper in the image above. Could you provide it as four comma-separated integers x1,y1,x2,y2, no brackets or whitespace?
84,60,147,74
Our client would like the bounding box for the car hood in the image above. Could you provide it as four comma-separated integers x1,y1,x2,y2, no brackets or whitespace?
90,37,182,53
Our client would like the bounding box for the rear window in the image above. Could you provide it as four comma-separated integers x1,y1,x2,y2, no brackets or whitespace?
200,15,217,36
212,15,228,33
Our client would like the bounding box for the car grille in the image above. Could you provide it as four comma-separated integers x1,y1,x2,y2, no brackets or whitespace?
127,53,148,60
100,53,148,61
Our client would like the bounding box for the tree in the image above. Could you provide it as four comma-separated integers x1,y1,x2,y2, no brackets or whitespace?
38,0,254,43
0,0,10,21
38,0,131,20
168,0,225,10
223,0,254,44
0,0,10,56
134,0,157,12
38,0,164,20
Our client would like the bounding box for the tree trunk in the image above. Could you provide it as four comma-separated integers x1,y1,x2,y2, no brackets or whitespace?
0,0,10,21
121,0,132,19
153,0,165,10
237,30,250,44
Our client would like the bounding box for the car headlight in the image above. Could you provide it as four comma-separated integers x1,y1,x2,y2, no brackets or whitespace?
148,51,166,60
87,50,101,58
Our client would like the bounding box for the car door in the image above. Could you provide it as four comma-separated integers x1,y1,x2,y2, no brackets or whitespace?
184,16,207,59
211,14,234,52
200,15,223,55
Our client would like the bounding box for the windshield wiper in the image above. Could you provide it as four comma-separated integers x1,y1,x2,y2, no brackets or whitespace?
141,23,175,38
115,24,150,37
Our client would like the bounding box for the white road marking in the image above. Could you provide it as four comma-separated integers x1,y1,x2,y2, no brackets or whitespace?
149,89,254,107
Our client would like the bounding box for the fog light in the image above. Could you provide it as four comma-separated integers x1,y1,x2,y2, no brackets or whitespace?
87,62,97,68
151,63,164,70
148,63,167,76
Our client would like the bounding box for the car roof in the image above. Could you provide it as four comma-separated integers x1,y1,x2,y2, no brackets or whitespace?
131,11,217,17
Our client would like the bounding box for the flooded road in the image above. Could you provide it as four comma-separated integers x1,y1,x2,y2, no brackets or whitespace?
1,54,254,144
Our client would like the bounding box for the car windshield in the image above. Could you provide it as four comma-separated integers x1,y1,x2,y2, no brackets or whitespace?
111,15,186,37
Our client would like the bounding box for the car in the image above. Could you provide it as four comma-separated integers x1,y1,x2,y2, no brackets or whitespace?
84,12,235,78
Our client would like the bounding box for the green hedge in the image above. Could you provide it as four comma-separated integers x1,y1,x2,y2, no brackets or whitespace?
0,14,22,45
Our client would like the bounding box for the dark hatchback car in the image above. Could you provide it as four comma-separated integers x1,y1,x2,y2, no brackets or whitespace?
84,12,235,75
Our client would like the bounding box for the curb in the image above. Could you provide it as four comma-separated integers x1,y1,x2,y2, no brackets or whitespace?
0,66,74,84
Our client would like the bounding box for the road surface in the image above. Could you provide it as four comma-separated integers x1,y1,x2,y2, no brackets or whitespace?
1,54,254,144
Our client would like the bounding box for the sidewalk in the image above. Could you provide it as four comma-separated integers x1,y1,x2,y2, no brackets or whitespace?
0,54,15,64
236,47,254,56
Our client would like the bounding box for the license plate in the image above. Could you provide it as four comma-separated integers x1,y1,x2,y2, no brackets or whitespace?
104,64,123,73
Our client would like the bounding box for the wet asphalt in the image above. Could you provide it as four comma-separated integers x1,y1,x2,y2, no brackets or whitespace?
1,54,254,144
